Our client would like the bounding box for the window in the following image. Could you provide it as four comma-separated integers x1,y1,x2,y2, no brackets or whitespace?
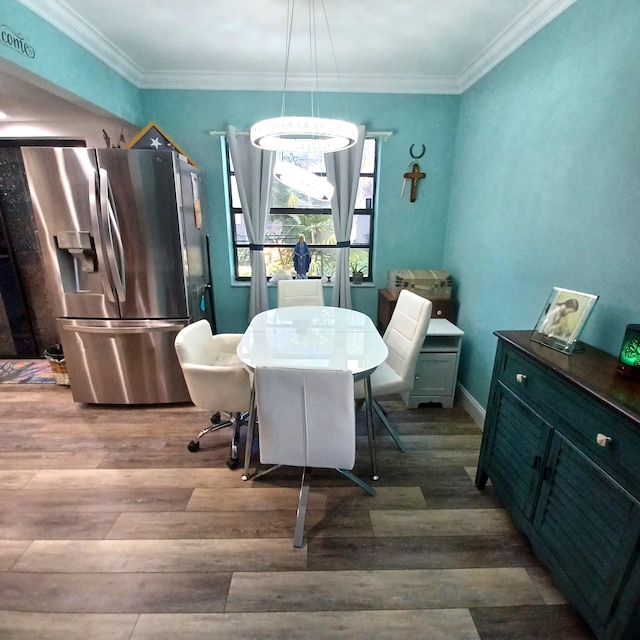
227,138,377,281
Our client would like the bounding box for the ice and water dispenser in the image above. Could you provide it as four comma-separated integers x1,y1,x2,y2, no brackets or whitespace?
54,230,96,292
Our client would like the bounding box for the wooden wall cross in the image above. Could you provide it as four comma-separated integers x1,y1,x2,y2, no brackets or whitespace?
403,163,426,202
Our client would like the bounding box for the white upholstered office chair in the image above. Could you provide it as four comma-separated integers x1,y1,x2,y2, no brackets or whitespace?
174,320,252,469
354,289,432,452
277,279,324,307
249,366,376,548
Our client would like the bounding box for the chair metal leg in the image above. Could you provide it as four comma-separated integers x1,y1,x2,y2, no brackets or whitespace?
189,410,249,471
188,413,234,452
336,468,377,496
372,398,407,453
250,465,372,548
227,412,243,470
247,463,283,482
293,467,311,548
241,386,257,480
364,376,379,480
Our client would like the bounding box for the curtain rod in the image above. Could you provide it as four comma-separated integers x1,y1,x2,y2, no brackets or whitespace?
208,129,394,139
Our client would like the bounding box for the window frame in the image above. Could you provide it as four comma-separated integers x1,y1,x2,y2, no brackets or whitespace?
226,138,377,282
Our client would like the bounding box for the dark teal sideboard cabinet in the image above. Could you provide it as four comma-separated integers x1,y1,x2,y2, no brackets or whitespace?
476,331,640,640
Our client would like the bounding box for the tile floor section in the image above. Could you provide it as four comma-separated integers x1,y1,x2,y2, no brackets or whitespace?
0,385,596,639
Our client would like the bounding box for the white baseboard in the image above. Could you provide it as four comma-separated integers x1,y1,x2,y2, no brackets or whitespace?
457,383,486,429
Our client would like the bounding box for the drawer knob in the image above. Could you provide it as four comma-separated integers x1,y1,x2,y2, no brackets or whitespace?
436,309,443,316
596,433,612,448
516,373,527,384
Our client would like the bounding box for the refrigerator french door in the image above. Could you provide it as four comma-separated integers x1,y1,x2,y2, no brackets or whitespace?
21,147,213,404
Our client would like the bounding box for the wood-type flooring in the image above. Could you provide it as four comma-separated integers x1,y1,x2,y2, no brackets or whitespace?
0,384,596,639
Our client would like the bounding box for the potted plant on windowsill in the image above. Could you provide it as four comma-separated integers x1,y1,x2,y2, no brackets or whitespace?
350,258,365,285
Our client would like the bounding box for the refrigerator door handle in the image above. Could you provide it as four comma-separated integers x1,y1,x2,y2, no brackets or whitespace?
85,165,115,304
98,168,126,302
60,321,186,334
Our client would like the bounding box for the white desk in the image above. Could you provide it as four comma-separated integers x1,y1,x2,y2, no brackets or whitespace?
237,306,388,479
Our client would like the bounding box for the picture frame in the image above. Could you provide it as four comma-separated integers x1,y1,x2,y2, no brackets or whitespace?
531,287,599,354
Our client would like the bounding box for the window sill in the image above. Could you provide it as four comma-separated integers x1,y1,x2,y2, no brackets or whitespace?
230,281,375,288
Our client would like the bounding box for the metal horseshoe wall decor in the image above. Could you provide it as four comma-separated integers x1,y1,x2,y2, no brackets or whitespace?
409,144,425,159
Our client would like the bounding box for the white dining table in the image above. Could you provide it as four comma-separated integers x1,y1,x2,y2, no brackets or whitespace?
236,305,389,480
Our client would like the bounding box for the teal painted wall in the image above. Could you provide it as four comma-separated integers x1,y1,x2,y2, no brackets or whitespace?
2,0,143,124
139,90,458,332
444,0,640,407
7,0,637,412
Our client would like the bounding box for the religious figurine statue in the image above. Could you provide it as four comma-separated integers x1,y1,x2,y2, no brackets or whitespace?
293,234,311,279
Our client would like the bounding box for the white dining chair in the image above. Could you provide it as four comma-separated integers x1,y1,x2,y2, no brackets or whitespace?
249,366,376,548
277,279,324,307
354,289,432,452
174,319,252,469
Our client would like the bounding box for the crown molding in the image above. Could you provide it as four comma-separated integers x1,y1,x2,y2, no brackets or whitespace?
17,0,578,95
17,0,144,85
458,0,580,92
138,70,461,95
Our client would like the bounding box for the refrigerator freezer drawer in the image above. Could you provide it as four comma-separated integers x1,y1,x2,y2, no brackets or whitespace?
58,318,190,404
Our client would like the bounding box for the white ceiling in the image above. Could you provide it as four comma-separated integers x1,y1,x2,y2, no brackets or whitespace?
17,0,577,94
1,0,577,126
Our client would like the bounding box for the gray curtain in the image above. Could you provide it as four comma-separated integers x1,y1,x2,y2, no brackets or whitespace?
226,126,275,322
325,125,366,308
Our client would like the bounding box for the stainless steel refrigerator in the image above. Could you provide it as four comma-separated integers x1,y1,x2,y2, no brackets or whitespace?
21,147,214,404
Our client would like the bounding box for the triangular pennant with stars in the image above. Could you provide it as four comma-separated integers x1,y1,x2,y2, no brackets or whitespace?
127,121,198,166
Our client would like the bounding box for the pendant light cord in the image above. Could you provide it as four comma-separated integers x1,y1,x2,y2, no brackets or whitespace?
319,0,351,123
309,0,318,119
250,0,359,153
280,0,349,123
280,0,295,117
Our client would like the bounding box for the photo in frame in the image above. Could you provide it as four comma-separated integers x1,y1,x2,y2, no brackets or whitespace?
531,287,599,354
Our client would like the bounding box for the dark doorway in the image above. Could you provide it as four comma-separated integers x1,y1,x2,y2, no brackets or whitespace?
0,139,85,357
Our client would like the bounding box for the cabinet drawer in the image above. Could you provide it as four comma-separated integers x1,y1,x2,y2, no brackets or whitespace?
430,298,458,322
559,401,640,491
377,290,458,330
499,347,558,403
500,345,640,493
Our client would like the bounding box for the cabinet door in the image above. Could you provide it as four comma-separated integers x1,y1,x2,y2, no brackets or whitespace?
484,384,551,519
413,352,457,397
534,433,640,626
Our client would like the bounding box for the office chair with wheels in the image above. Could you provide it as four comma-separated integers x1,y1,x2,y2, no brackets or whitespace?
174,320,252,469
248,366,376,548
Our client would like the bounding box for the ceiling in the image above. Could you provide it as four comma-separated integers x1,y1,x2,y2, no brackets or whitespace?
2,0,577,124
